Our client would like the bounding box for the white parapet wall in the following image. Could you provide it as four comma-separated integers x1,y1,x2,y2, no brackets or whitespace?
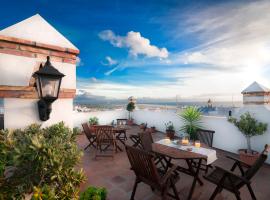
132,109,270,164
73,110,127,128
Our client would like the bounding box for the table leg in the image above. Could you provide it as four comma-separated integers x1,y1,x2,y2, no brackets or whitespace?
187,158,203,200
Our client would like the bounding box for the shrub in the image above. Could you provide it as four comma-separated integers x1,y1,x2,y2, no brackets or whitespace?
179,106,203,140
165,121,175,131
89,117,99,125
80,186,107,200
228,112,267,152
0,122,85,199
126,102,135,120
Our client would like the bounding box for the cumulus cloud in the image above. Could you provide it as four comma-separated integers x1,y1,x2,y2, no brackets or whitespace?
101,56,118,66
78,1,270,101
99,30,169,58
76,57,83,67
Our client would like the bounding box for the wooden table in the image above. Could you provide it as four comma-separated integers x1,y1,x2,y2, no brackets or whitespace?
113,126,129,151
152,143,207,200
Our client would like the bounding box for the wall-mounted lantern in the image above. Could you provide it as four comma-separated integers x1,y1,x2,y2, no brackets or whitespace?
33,56,65,121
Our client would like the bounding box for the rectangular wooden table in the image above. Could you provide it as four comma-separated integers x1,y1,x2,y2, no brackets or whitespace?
113,126,129,151
152,142,210,200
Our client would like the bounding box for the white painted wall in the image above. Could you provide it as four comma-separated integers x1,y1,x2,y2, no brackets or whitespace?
73,110,127,128
0,14,78,50
0,49,76,130
4,98,74,129
0,53,76,89
132,109,270,164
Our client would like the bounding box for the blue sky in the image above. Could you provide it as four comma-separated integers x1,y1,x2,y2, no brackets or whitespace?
1,0,270,101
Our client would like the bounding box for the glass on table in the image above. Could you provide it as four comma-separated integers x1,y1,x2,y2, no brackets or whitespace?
164,137,171,144
194,140,201,148
181,136,189,145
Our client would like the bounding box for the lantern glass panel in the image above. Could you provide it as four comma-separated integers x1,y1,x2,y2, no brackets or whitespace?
40,77,60,98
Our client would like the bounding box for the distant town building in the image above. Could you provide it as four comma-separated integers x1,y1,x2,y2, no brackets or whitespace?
207,99,213,108
241,81,270,105
128,96,136,103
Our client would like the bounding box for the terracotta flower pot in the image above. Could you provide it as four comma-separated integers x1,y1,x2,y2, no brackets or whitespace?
238,149,260,165
166,130,175,140
150,127,156,133
127,119,134,126
140,123,146,129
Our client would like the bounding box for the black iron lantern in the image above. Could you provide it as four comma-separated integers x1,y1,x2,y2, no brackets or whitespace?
33,56,65,121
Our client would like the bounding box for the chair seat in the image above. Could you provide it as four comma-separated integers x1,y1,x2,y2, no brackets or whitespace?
205,168,242,191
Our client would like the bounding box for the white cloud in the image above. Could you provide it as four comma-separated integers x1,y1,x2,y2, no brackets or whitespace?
76,57,83,67
101,56,118,66
99,30,169,58
78,1,270,101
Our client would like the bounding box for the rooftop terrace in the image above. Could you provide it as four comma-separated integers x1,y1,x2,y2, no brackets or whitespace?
77,125,270,200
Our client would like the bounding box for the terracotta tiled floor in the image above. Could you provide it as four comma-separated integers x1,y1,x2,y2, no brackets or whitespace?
77,125,270,200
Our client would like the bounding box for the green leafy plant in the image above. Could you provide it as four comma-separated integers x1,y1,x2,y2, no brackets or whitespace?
179,106,203,140
0,122,85,199
165,121,175,131
126,102,135,120
89,117,99,125
228,112,267,152
80,186,107,200
73,127,81,135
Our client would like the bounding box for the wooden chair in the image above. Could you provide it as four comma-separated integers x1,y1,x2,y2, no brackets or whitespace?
204,144,269,200
117,118,128,125
139,131,169,170
115,119,128,144
94,125,116,159
126,145,180,200
192,129,215,173
197,129,215,147
82,123,96,150
129,133,143,149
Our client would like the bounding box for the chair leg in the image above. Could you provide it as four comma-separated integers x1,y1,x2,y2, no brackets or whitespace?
209,186,221,200
130,178,139,200
162,186,169,200
84,144,90,150
233,191,241,200
247,184,257,200
170,179,180,200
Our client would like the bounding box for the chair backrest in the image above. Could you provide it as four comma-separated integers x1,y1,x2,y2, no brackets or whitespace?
117,119,127,125
82,123,93,140
126,145,160,185
244,144,269,180
197,129,215,147
94,125,114,142
139,131,154,152
143,123,148,131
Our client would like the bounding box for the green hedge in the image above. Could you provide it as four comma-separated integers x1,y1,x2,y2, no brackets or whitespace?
0,122,85,199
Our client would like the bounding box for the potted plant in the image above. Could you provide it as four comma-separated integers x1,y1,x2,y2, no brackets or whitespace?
126,102,135,125
165,121,175,139
140,123,147,130
80,186,107,200
179,106,203,141
228,112,267,165
89,117,99,125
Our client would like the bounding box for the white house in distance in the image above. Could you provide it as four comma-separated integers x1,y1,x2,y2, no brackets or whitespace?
0,14,78,129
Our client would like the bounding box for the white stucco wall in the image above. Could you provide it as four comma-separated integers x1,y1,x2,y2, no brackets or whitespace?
0,53,76,89
0,50,76,129
73,110,127,128
4,98,74,129
132,109,270,164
